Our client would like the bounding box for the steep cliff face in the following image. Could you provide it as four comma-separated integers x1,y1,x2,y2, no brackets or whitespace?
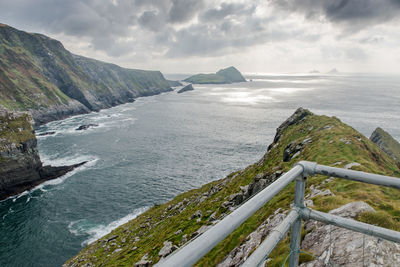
0,110,84,200
65,108,400,267
370,127,400,162
0,23,171,125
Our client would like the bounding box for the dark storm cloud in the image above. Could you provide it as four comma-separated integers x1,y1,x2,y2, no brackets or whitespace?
0,0,273,58
271,0,400,31
168,0,205,23
3,0,385,60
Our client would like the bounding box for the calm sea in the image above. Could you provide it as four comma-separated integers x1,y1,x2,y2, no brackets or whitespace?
1,73,399,266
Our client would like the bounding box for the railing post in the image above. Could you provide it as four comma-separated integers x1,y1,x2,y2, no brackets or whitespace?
289,173,306,267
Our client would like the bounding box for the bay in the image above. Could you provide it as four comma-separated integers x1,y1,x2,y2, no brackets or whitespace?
0,73,399,267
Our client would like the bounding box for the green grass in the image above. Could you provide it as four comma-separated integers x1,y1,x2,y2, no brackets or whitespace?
65,111,400,266
184,73,228,84
0,112,35,153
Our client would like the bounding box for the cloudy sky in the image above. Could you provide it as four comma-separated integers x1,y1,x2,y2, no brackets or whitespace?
1,0,400,74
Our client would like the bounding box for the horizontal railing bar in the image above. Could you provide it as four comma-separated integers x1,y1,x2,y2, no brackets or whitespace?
241,208,300,267
298,161,400,190
302,207,400,243
155,165,304,267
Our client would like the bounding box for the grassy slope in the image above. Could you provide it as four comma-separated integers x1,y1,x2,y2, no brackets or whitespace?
65,111,400,266
0,112,35,154
73,55,171,97
0,24,171,115
184,73,228,84
0,25,72,110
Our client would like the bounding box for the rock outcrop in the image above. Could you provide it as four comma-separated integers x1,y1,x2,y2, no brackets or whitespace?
177,84,194,94
0,24,172,125
0,110,85,200
370,127,400,162
76,124,99,131
300,202,400,266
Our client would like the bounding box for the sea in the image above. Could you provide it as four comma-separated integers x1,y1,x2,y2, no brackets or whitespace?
0,73,399,267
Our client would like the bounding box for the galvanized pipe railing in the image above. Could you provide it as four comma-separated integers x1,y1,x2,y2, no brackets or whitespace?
155,165,304,267
156,161,400,267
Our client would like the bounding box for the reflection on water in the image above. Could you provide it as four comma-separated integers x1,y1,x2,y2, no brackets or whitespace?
1,73,399,267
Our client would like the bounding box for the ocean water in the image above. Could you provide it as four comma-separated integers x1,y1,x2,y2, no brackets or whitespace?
1,73,399,267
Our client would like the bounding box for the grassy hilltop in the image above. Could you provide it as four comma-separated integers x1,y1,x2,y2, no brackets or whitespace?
64,108,400,266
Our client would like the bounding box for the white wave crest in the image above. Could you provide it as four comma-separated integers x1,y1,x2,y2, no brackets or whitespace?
68,206,149,246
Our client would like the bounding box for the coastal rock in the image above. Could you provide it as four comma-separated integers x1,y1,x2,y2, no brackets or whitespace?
0,111,86,200
177,84,194,94
37,131,56,136
370,127,400,161
76,124,99,131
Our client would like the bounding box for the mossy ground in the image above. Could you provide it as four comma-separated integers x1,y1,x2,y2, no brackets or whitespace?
66,112,400,266
0,112,35,153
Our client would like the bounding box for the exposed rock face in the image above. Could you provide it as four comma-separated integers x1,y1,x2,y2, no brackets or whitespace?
158,241,177,258
0,111,85,200
218,208,288,267
268,108,313,151
0,24,172,126
370,127,400,161
300,202,400,266
177,84,194,94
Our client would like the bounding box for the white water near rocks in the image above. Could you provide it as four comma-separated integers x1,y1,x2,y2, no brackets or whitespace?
0,73,399,267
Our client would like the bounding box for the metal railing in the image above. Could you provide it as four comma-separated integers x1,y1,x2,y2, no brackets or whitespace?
155,161,400,267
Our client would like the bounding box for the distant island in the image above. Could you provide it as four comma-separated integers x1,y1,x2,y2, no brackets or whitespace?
184,66,246,84
328,68,339,74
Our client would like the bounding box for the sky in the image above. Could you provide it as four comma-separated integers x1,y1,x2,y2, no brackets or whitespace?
0,0,400,74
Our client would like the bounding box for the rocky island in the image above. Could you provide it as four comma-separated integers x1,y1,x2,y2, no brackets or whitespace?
65,108,400,266
0,110,86,200
177,84,194,94
184,66,246,84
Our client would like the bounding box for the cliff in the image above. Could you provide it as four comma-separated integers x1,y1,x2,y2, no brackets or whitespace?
184,66,246,84
370,127,400,162
0,23,172,125
65,108,400,266
0,110,85,200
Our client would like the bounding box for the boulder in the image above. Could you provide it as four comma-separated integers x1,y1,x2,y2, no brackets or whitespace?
158,241,177,258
